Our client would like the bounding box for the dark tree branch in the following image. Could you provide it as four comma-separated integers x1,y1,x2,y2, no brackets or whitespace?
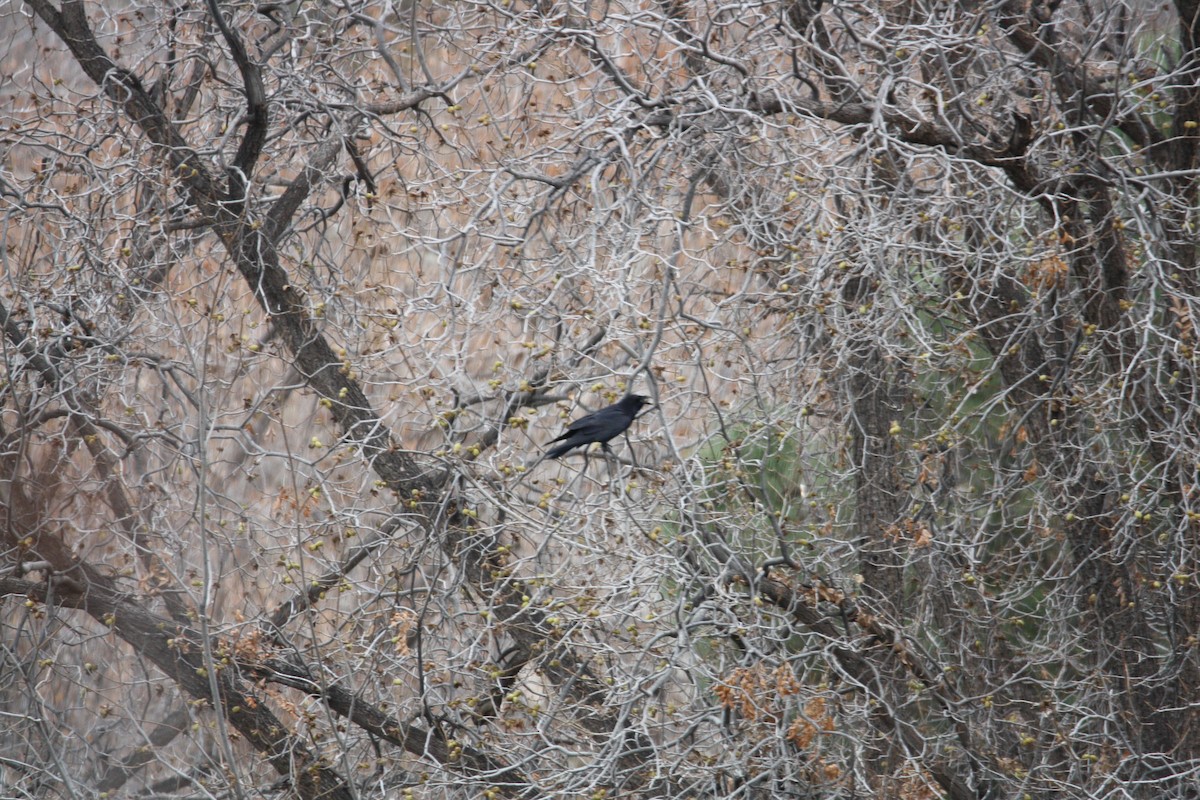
0,298,193,623
995,0,1163,155
25,0,223,212
203,0,268,205
0,573,355,800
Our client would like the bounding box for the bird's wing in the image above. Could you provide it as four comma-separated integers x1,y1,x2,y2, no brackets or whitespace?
547,418,584,444
566,409,622,438
551,408,601,436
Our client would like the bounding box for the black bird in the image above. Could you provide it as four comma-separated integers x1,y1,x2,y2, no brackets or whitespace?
544,394,649,459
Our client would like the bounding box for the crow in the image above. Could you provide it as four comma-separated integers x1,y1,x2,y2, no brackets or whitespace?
544,394,649,459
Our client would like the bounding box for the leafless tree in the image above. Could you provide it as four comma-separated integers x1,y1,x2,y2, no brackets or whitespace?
2,0,1199,798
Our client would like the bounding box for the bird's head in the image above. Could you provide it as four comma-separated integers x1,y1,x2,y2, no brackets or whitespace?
624,394,650,412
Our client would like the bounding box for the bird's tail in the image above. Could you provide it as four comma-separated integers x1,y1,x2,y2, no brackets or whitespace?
544,441,574,460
